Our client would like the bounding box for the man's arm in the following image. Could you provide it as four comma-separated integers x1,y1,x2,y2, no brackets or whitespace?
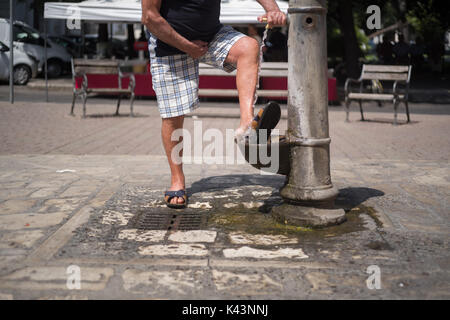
256,0,287,26
141,0,207,58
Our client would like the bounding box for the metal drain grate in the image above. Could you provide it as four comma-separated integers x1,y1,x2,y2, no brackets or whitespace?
131,211,208,231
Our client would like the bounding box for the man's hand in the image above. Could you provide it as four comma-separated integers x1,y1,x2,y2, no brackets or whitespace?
186,40,208,59
258,11,287,28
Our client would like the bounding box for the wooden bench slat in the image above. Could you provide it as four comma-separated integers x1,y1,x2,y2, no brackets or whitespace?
199,62,288,77
87,88,131,93
348,93,405,100
199,69,287,77
75,66,119,74
257,62,288,69
199,89,287,97
364,65,410,72
199,62,288,70
73,59,120,67
361,72,409,81
258,70,288,77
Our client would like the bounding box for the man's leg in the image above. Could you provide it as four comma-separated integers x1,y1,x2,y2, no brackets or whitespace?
224,36,260,132
161,115,185,205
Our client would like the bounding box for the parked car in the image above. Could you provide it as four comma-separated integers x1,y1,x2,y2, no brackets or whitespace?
0,40,38,85
49,35,96,58
0,18,72,78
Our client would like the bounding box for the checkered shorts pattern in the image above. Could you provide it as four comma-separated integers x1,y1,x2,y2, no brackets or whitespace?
148,25,246,118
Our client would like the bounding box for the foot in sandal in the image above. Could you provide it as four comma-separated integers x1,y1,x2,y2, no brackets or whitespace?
164,189,188,209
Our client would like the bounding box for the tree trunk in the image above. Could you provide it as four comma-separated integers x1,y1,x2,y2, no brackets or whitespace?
33,0,44,32
337,0,361,78
98,24,109,42
97,24,109,58
397,0,409,41
127,24,136,58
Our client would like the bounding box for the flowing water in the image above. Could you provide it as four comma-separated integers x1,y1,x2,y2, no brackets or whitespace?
253,27,269,109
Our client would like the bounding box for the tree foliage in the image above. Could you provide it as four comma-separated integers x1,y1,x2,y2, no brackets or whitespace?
406,0,449,43
326,0,449,75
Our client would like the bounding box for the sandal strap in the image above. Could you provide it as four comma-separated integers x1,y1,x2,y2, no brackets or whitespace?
164,190,186,199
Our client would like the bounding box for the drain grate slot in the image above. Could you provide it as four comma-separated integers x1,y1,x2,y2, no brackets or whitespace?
131,211,208,231
136,213,173,230
178,214,207,231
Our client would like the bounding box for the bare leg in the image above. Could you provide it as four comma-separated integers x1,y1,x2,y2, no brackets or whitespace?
161,115,185,205
225,36,260,131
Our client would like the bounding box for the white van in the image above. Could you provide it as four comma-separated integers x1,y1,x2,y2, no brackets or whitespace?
0,19,71,78
0,40,38,85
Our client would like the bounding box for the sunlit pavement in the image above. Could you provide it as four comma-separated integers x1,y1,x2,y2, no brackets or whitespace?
0,89,448,299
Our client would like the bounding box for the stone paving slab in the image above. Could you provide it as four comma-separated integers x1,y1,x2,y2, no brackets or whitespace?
0,155,448,299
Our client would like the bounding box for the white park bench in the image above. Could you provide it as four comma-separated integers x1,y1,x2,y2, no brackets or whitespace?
345,64,412,125
70,59,136,118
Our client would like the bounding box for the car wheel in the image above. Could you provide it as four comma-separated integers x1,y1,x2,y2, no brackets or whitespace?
13,65,31,85
47,60,63,78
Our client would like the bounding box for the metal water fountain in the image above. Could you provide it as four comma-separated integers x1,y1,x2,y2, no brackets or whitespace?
245,0,346,228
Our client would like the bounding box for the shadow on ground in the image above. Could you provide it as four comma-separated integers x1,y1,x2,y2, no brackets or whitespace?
188,174,285,196
189,174,384,213
335,187,385,210
358,118,419,125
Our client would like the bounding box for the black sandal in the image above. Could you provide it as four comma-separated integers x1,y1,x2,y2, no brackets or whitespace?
164,190,188,209
246,101,281,144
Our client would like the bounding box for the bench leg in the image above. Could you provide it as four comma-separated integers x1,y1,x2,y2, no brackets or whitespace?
393,99,399,126
70,92,76,116
405,101,411,123
359,100,365,121
129,92,135,117
81,93,87,118
345,98,350,122
115,95,121,116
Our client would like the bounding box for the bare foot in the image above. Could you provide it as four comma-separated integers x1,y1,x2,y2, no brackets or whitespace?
235,119,257,144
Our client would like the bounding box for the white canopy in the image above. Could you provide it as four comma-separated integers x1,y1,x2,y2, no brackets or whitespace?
44,0,289,24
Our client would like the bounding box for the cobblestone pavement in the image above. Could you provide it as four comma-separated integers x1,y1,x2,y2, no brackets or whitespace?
0,92,449,299
0,155,448,299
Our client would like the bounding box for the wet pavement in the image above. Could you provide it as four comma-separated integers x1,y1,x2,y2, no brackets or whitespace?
0,155,448,299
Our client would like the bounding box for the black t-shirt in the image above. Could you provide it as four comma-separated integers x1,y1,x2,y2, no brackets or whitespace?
155,0,222,57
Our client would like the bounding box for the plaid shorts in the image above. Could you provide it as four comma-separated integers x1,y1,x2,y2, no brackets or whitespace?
148,25,246,118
